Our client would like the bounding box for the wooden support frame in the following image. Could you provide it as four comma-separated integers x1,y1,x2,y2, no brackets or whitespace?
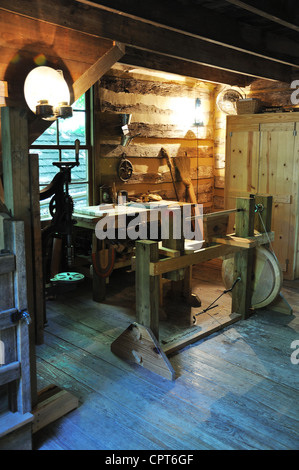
111,196,291,380
231,197,255,319
0,219,33,449
1,0,296,82
1,103,83,446
1,107,38,404
111,323,175,381
135,240,160,340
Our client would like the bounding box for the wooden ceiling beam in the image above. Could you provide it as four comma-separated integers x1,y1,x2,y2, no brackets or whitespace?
75,0,299,67
0,0,295,82
120,47,253,87
225,0,299,33
72,41,125,102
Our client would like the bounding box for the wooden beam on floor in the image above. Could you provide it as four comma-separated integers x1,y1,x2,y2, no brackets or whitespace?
163,312,242,356
32,385,79,434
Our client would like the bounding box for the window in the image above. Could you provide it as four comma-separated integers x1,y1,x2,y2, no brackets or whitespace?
30,92,91,219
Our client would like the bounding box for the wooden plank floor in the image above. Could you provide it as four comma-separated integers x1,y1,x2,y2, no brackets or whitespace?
33,263,299,450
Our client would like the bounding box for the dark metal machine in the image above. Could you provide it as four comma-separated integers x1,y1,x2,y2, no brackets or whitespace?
40,139,84,301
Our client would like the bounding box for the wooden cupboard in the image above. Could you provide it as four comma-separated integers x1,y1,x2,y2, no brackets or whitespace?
225,113,299,280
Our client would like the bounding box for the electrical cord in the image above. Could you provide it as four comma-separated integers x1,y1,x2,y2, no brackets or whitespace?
193,277,241,324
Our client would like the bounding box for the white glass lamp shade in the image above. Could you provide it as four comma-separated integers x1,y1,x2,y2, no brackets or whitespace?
24,66,70,119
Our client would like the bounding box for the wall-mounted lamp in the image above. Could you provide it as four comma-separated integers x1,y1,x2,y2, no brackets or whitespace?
24,66,72,120
194,98,204,127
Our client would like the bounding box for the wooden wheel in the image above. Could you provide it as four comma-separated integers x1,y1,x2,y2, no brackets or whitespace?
118,155,133,182
222,246,283,309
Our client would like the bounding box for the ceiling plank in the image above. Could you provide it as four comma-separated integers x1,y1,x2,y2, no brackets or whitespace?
225,0,299,32
0,0,295,82
75,0,299,66
120,47,253,87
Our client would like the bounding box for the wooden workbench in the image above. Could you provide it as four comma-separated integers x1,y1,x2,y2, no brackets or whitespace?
73,200,198,301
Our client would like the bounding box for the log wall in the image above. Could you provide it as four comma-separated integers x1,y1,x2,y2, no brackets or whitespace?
94,65,216,212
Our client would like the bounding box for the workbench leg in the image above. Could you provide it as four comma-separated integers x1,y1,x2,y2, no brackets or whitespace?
232,197,255,319
135,240,160,340
162,208,185,282
92,234,106,302
254,195,291,314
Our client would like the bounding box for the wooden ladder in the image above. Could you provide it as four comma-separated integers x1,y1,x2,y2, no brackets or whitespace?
0,218,33,450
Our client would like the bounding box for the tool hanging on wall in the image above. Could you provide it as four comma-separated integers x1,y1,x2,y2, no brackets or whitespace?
118,152,133,182
174,153,197,205
161,147,179,201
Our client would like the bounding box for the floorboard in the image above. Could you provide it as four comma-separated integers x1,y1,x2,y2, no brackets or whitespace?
33,263,299,450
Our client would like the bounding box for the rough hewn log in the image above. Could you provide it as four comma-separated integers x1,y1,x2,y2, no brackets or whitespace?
79,0,299,66
120,48,252,87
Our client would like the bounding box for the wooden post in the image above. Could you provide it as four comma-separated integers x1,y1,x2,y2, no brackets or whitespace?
111,239,175,380
162,207,185,282
29,154,45,345
4,220,32,415
254,195,293,315
136,240,160,340
1,107,38,407
92,234,107,302
232,197,255,319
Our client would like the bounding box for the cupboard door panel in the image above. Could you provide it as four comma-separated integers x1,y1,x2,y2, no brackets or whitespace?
225,130,259,199
259,123,296,278
225,130,259,232
259,123,295,195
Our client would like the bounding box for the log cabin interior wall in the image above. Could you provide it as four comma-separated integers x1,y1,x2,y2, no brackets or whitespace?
94,65,216,212
0,0,299,450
